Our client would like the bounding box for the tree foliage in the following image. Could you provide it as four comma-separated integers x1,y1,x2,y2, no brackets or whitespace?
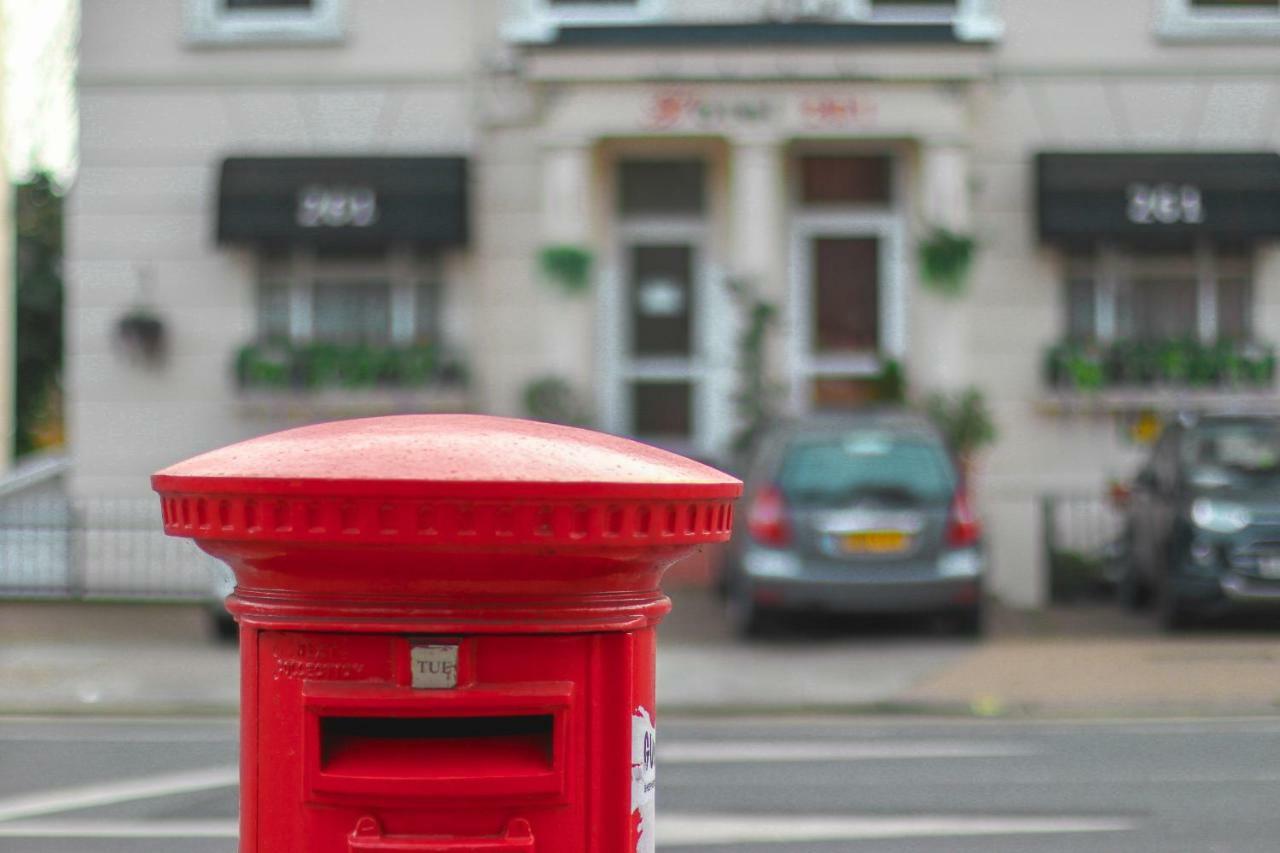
727,276,781,459
924,386,997,464
13,172,64,458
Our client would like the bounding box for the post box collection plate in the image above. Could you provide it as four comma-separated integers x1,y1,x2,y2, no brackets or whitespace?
154,414,740,853
411,645,459,689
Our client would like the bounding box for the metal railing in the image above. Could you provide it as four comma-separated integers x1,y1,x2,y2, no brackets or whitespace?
0,494,226,600
1041,492,1126,603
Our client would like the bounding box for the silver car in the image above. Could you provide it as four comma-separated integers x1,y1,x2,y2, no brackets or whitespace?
721,411,985,637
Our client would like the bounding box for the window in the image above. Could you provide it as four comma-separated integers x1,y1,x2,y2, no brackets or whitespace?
799,156,893,206
812,237,880,352
874,0,1003,39
779,436,955,506
1190,0,1278,9
629,245,695,357
184,0,343,45
614,157,708,448
225,0,314,8
255,250,440,345
872,0,958,23
508,0,999,41
257,280,291,340
618,160,706,216
1062,245,1252,343
313,281,391,344
632,382,692,439
1158,0,1280,40
510,0,661,39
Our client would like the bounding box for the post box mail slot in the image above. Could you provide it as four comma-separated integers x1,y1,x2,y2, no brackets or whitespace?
304,682,572,803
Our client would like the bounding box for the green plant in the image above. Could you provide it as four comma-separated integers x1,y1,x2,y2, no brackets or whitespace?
234,341,454,390
925,387,997,464
522,376,591,427
116,308,167,364
13,172,64,458
537,244,594,295
1045,339,1276,391
874,358,907,404
1049,549,1109,604
726,276,781,457
917,226,976,297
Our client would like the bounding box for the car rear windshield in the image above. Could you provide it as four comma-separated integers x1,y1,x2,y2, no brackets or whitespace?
1184,420,1280,484
777,432,956,507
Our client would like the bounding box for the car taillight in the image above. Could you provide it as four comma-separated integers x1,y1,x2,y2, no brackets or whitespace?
946,490,981,548
747,484,792,547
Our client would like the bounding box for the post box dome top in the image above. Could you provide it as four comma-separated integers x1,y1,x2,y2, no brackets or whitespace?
154,415,739,498
153,415,740,549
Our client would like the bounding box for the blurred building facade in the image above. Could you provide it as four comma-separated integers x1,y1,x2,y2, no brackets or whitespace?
69,0,1280,606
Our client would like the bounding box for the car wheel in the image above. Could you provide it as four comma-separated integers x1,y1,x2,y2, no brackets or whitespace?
1116,530,1151,611
1157,579,1195,632
209,608,239,643
727,580,775,639
1117,566,1151,612
953,605,984,638
713,560,735,601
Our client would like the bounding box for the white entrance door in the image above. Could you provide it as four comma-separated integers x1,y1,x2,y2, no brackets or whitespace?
788,212,905,412
606,219,717,455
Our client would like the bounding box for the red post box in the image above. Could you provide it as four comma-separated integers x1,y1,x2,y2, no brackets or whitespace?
153,414,740,852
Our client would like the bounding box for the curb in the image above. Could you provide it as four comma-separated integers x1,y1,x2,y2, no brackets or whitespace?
6,699,1280,721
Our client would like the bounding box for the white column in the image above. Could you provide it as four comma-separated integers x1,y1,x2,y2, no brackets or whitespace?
730,140,786,299
725,138,785,447
921,141,972,232
539,141,597,408
542,143,592,246
915,141,974,394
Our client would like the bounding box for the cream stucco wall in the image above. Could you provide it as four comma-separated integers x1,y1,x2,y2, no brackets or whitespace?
69,0,484,496
69,0,1280,604
968,0,1280,605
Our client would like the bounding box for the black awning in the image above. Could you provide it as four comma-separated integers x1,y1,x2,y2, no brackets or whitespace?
1036,152,1280,243
548,22,973,47
217,156,468,250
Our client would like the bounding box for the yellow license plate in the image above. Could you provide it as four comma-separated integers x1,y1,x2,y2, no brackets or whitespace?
843,531,909,554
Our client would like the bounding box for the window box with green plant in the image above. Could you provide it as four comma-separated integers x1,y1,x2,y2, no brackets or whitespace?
234,340,467,392
1044,339,1276,393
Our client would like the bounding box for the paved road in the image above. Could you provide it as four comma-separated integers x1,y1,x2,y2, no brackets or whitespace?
2,715,1279,851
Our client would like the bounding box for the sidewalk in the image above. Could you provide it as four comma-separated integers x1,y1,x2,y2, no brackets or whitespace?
3,590,1280,717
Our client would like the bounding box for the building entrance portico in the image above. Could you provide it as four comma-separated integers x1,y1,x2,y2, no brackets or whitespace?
531,82,975,456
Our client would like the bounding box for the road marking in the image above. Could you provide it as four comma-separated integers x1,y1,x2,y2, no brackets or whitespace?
657,813,1136,845
659,740,1036,763
0,730,237,743
0,766,238,823
0,813,1135,843
0,820,238,838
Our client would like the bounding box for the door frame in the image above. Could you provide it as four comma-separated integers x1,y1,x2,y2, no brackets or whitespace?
787,209,906,414
600,215,722,455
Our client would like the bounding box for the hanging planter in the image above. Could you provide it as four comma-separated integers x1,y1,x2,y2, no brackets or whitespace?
537,244,594,295
115,308,167,365
918,227,976,298
522,375,591,427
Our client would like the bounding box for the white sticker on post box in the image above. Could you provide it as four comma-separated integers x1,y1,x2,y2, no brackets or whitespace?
410,644,458,689
631,706,657,853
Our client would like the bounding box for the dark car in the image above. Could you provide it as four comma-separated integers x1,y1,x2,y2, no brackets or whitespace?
720,411,984,637
1121,413,1280,629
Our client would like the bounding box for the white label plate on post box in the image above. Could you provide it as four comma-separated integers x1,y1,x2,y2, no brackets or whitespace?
411,644,459,689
